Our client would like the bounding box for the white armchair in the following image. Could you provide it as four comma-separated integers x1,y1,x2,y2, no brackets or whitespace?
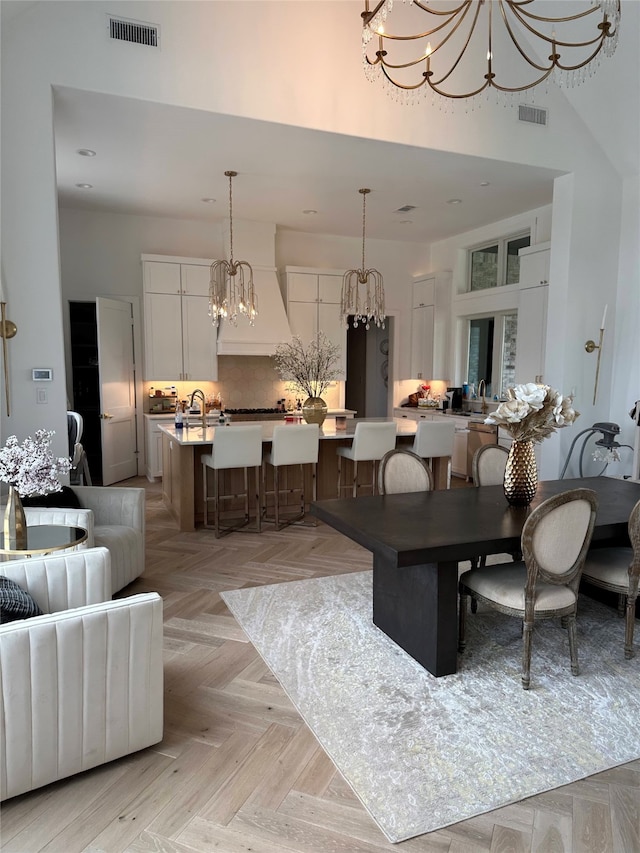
24,485,145,594
0,547,163,801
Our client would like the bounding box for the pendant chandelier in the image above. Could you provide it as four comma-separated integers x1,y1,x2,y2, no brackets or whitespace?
209,170,257,327
361,0,620,102
341,189,386,330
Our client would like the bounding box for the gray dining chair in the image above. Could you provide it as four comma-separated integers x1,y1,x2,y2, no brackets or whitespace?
581,498,640,659
378,448,434,495
458,487,598,689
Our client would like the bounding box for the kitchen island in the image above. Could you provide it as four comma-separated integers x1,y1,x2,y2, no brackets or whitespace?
158,417,449,531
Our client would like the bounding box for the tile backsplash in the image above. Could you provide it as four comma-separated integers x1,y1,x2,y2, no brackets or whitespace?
144,355,342,411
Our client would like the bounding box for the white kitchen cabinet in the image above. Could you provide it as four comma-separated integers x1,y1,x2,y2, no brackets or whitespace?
393,407,437,421
410,272,451,381
515,284,548,385
144,416,165,481
142,255,217,381
279,267,347,379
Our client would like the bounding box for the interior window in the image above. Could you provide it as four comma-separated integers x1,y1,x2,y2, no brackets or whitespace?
469,232,530,291
466,311,518,399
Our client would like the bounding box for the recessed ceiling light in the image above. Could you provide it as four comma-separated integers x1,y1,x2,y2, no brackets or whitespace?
480,181,490,187
76,148,96,157
303,209,318,215
447,198,462,204
201,197,216,204
399,219,413,225
75,183,93,189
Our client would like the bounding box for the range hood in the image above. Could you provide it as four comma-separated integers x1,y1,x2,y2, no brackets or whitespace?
216,266,293,355
215,218,293,356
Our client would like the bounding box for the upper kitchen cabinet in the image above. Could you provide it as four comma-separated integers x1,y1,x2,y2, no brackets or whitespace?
279,267,347,379
514,244,550,384
142,255,218,381
410,271,452,382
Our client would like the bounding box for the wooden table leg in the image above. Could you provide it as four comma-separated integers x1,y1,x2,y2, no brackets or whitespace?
372,554,459,676
431,456,451,490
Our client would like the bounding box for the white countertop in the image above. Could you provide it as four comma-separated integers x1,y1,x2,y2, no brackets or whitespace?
145,409,356,421
157,416,420,446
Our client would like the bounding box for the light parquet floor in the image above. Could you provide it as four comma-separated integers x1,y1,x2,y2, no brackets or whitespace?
2,476,639,853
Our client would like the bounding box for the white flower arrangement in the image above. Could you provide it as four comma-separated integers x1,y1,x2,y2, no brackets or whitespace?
485,383,579,443
273,333,341,399
0,429,71,497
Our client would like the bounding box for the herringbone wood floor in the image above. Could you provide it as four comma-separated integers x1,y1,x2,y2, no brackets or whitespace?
1,476,639,853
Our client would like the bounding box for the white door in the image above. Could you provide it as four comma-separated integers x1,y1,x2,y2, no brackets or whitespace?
96,297,138,485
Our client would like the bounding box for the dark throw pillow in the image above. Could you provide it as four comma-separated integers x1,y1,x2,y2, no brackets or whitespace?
21,486,82,509
0,576,44,624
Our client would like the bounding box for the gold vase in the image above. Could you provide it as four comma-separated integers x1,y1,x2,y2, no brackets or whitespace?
3,485,27,549
503,440,538,507
301,397,328,426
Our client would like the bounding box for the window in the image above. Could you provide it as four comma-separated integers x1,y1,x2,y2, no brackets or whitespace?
466,311,518,399
469,233,530,292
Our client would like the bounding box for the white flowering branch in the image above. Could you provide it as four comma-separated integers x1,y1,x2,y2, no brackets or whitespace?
273,333,341,400
485,383,579,443
0,429,71,497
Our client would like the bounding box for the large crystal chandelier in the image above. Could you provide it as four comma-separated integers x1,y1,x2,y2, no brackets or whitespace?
209,171,257,327
342,189,386,330
361,0,620,102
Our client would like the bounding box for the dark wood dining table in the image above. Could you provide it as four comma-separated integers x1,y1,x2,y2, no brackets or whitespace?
311,476,640,678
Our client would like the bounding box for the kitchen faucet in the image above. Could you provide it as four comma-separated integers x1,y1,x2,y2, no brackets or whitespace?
477,379,488,414
189,389,207,431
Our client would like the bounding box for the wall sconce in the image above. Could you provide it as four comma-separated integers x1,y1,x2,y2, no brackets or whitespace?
0,300,17,416
585,304,607,405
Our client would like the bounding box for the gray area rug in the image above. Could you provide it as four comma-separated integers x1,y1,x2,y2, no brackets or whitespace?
222,570,640,843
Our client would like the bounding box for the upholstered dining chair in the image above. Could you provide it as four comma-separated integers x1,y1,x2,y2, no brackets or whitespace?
458,487,598,689
581,498,640,659
336,421,397,497
472,443,509,488
378,448,434,495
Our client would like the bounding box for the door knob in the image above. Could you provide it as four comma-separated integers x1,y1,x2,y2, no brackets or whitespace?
100,413,113,420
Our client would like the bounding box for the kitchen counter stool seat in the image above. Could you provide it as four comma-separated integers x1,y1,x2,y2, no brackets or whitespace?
263,424,320,530
336,421,397,498
201,425,263,537
412,420,455,488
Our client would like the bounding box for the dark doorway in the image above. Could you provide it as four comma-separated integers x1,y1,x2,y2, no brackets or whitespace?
345,318,392,418
69,301,102,483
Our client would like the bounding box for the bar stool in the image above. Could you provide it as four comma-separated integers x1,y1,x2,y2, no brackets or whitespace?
201,425,263,538
262,423,320,530
412,420,455,489
336,421,397,497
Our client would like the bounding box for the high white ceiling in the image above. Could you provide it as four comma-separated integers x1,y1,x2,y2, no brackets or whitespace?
53,87,564,245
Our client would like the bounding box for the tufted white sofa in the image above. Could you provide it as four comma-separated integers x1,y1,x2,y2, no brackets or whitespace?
24,485,145,594
0,547,163,801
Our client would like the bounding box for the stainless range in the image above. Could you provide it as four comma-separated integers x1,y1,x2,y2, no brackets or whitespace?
224,408,290,422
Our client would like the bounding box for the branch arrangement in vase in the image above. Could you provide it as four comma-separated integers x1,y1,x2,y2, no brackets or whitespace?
485,383,579,443
273,333,341,400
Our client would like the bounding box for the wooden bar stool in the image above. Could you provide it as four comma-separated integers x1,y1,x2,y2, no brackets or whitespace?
201,425,263,538
412,420,455,489
262,424,320,530
336,421,397,497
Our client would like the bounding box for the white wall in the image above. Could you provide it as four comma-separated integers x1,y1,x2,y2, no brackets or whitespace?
2,0,637,479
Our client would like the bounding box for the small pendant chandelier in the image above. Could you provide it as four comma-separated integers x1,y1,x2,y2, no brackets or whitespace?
341,188,386,330
209,170,257,327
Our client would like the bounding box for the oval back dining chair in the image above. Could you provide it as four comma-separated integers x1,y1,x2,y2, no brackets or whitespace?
581,498,640,659
458,487,598,689
378,448,434,495
472,443,509,487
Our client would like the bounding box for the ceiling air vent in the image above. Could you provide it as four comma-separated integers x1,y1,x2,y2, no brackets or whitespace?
396,204,417,213
108,16,159,47
518,104,548,127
